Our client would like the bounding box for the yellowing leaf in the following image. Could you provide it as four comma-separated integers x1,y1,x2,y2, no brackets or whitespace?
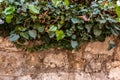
55,30,65,41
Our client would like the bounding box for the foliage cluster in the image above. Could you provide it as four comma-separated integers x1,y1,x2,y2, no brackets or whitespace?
0,0,120,50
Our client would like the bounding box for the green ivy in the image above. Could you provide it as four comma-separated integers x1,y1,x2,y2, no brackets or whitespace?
0,0,120,50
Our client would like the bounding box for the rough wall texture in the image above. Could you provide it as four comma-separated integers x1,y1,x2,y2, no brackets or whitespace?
0,36,120,80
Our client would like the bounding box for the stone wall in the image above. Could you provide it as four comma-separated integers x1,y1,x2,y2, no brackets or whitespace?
0,36,120,80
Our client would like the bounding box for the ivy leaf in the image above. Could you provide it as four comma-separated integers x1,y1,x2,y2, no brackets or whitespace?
28,4,39,14
34,24,44,33
71,40,78,48
72,35,76,40
15,26,27,32
93,8,100,15
20,32,29,39
64,0,69,7
85,24,92,33
97,19,106,24
6,15,13,23
106,18,117,23
77,26,83,30
111,28,119,36
55,30,65,41
116,6,120,18
51,0,62,7
48,31,55,38
94,28,102,36
37,27,44,33
114,25,120,31
48,25,57,32
9,34,20,42
28,30,37,39
4,6,15,15
71,18,79,24
66,30,72,37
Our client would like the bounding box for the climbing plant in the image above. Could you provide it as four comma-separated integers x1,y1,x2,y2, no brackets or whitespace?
0,0,120,51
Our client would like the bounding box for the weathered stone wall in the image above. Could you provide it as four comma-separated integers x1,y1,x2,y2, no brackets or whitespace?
0,36,120,80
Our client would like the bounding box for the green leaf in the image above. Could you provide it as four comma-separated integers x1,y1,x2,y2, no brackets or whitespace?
20,32,29,39
16,26,27,31
106,18,117,23
48,25,57,32
31,15,37,20
6,15,13,23
64,0,69,7
28,4,39,14
9,34,20,42
71,40,78,48
93,9,100,15
77,26,83,30
37,26,44,33
94,28,102,36
72,35,76,39
28,30,37,39
114,25,120,31
111,28,119,36
34,24,44,33
4,6,15,15
66,30,72,37
85,24,92,33
71,18,79,24
55,30,65,41
51,0,62,7
97,19,106,24
48,31,55,38
116,6,120,18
